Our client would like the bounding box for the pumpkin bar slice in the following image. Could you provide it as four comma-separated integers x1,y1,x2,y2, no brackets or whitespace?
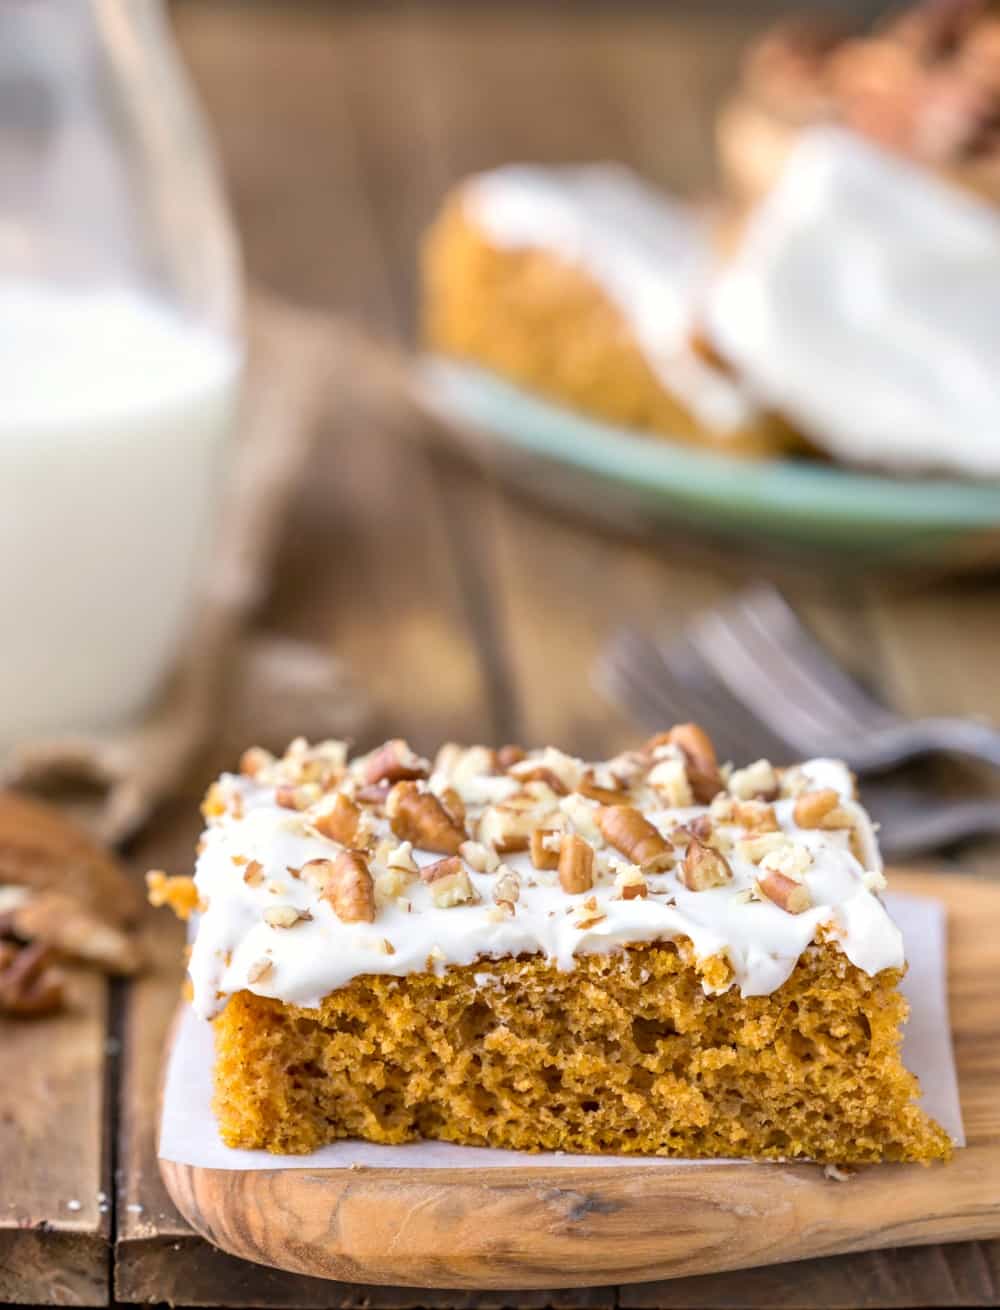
421,164,799,457
153,728,952,1163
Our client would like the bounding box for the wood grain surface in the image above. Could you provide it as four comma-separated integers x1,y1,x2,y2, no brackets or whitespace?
6,0,1000,1305
0,966,111,1306
157,872,999,1291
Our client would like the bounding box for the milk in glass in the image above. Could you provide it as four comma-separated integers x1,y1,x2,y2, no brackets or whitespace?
0,285,240,743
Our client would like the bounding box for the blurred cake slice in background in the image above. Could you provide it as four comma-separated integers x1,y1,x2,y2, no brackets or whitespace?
705,125,1000,478
422,164,798,457
718,0,1000,212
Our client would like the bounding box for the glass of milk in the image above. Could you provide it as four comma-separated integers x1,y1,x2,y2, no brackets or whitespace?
0,0,243,750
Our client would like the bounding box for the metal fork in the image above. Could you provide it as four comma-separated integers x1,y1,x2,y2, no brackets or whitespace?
687,585,1000,773
598,625,1000,857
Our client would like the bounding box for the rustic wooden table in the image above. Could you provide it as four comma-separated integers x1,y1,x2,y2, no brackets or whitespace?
4,1,1000,1305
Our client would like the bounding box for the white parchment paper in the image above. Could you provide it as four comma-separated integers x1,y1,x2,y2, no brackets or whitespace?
159,892,964,1169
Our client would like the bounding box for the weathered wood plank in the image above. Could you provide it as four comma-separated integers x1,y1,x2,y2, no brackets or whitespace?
0,965,110,1306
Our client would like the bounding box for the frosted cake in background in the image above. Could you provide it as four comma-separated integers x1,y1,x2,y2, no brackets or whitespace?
422,165,797,457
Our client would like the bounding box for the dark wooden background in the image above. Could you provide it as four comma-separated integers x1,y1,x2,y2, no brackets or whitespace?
4,1,1000,1305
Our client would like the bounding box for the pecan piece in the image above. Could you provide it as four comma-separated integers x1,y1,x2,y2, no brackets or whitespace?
666,723,724,803
529,828,561,871
363,739,429,786
794,789,853,830
595,805,673,872
312,793,363,846
558,834,595,894
758,869,812,914
322,851,376,923
680,838,733,891
387,782,466,855
733,800,780,833
420,856,476,907
263,904,313,929
508,764,569,795
577,772,628,805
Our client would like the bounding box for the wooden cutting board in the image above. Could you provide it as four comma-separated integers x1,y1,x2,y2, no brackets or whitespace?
159,871,1000,1290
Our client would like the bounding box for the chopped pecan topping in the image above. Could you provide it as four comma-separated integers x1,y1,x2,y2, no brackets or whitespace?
577,772,628,805
439,786,467,828
647,757,694,807
665,723,724,803
794,788,853,830
322,851,376,924
362,739,429,786
419,855,463,884
493,867,521,910
728,759,780,802
478,794,552,854
247,957,273,984
243,860,265,887
758,869,812,914
459,840,499,873
596,805,673,872
558,834,595,894
263,904,313,929
680,839,733,891
529,828,561,871
733,800,780,833
276,782,322,812
239,746,275,779
420,857,476,907
354,780,392,809
496,744,526,770
613,865,648,900
508,764,569,795
387,782,466,855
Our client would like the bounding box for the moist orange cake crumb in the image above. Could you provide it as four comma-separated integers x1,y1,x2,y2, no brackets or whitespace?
156,729,952,1164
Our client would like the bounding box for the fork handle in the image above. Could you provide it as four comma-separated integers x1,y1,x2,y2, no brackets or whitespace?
878,798,1000,858
850,717,1000,773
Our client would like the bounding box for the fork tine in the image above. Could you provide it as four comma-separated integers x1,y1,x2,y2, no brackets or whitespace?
598,629,701,732
703,591,870,739
702,589,891,744
730,588,894,729
598,629,791,765
692,607,846,752
691,588,892,751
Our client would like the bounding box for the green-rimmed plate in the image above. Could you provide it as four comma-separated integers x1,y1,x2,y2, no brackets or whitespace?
418,357,1000,569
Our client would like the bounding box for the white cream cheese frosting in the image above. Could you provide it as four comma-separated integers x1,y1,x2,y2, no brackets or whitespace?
185,736,902,1020
706,126,1000,478
461,164,763,435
